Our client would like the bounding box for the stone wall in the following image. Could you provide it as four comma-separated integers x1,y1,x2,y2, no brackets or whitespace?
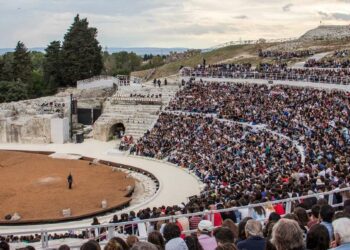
0,115,53,144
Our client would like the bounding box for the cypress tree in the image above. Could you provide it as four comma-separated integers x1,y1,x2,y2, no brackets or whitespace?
61,14,103,86
13,41,32,84
43,41,63,93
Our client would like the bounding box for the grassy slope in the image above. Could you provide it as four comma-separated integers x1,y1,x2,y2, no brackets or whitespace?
131,38,350,79
131,44,270,79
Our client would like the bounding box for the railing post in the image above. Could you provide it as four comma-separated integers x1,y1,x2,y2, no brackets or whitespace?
285,199,292,214
41,230,45,249
94,227,99,239
328,193,334,205
108,225,114,240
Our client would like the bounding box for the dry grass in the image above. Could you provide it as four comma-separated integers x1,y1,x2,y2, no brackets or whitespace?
131,38,350,79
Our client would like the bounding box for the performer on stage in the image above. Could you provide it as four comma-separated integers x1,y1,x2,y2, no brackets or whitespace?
67,173,73,189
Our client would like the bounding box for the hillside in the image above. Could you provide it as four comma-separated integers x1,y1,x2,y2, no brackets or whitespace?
132,43,273,79
300,25,350,41
132,26,350,79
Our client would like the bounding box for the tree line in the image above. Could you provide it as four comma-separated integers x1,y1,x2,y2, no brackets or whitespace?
0,14,167,103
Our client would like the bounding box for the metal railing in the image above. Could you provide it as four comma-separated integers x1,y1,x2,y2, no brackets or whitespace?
1,187,350,249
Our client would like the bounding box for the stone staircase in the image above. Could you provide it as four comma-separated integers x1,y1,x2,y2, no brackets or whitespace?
93,81,180,141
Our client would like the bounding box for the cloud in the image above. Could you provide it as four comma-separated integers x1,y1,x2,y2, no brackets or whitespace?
234,15,248,19
0,0,350,48
318,11,350,20
282,3,293,12
332,12,350,20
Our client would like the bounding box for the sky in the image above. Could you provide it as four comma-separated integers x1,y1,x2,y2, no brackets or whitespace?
0,0,350,49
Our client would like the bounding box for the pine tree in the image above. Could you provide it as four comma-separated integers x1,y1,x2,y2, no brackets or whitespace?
13,41,32,84
43,41,62,93
61,14,103,86
0,53,14,81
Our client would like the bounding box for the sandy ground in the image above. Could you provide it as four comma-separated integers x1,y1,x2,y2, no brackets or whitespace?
0,140,201,232
0,151,134,222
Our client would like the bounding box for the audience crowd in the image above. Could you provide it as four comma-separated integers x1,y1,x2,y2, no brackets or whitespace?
304,59,350,69
258,50,314,60
181,63,350,84
1,80,350,250
2,202,350,250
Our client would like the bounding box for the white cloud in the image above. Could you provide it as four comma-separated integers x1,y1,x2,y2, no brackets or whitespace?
0,0,349,48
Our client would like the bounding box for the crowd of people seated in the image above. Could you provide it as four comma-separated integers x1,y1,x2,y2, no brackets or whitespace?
133,112,304,202
38,101,66,115
304,50,350,69
133,81,349,225
258,50,314,60
304,59,350,69
182,63,350,85
128,94,162,99
1,81,350,250
333,50,350,58
2,201,350,249
119,135,134,151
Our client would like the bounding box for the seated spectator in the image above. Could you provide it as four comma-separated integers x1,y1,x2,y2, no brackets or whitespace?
130,242,158,250
264,213,281,231
163,223,188,250
215,243,238,250
221,219,239,240
81,240,101,250
306,224,330,250
58,245,70,250
271,219,304,250
236,217,252,244
294,207,309,233
0,241,9,250
308,205,321,229
189,208,203,230
236,220,266,250
251,203,266,222
148,231,165,250
330,217,350,250
126,236,139,248
184,236,203,250
206,205,223,227
104,238,123,250
112,237,129,250
197,220,218,250
320,205,335,241
214,227,235,246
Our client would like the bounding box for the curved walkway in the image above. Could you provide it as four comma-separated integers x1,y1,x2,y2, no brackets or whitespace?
0,139,201,233
292,52,331,69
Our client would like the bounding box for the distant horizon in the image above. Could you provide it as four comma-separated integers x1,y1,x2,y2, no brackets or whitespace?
0,47,193,56
1,1,350,48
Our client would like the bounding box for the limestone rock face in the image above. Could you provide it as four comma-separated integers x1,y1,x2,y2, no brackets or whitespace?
0,115,53,143
0,94,70,144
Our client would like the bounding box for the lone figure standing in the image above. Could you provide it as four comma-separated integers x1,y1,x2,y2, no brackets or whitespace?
67,173,73,189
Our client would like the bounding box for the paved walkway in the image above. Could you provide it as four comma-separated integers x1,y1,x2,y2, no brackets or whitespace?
0,139,201,233
292,52,331,69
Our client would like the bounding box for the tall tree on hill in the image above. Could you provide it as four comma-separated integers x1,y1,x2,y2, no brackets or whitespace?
61,14,103,86
13,41,32,84
43,41,63,93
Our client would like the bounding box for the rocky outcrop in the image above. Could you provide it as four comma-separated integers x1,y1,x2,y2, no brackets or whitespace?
300,25,350,41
